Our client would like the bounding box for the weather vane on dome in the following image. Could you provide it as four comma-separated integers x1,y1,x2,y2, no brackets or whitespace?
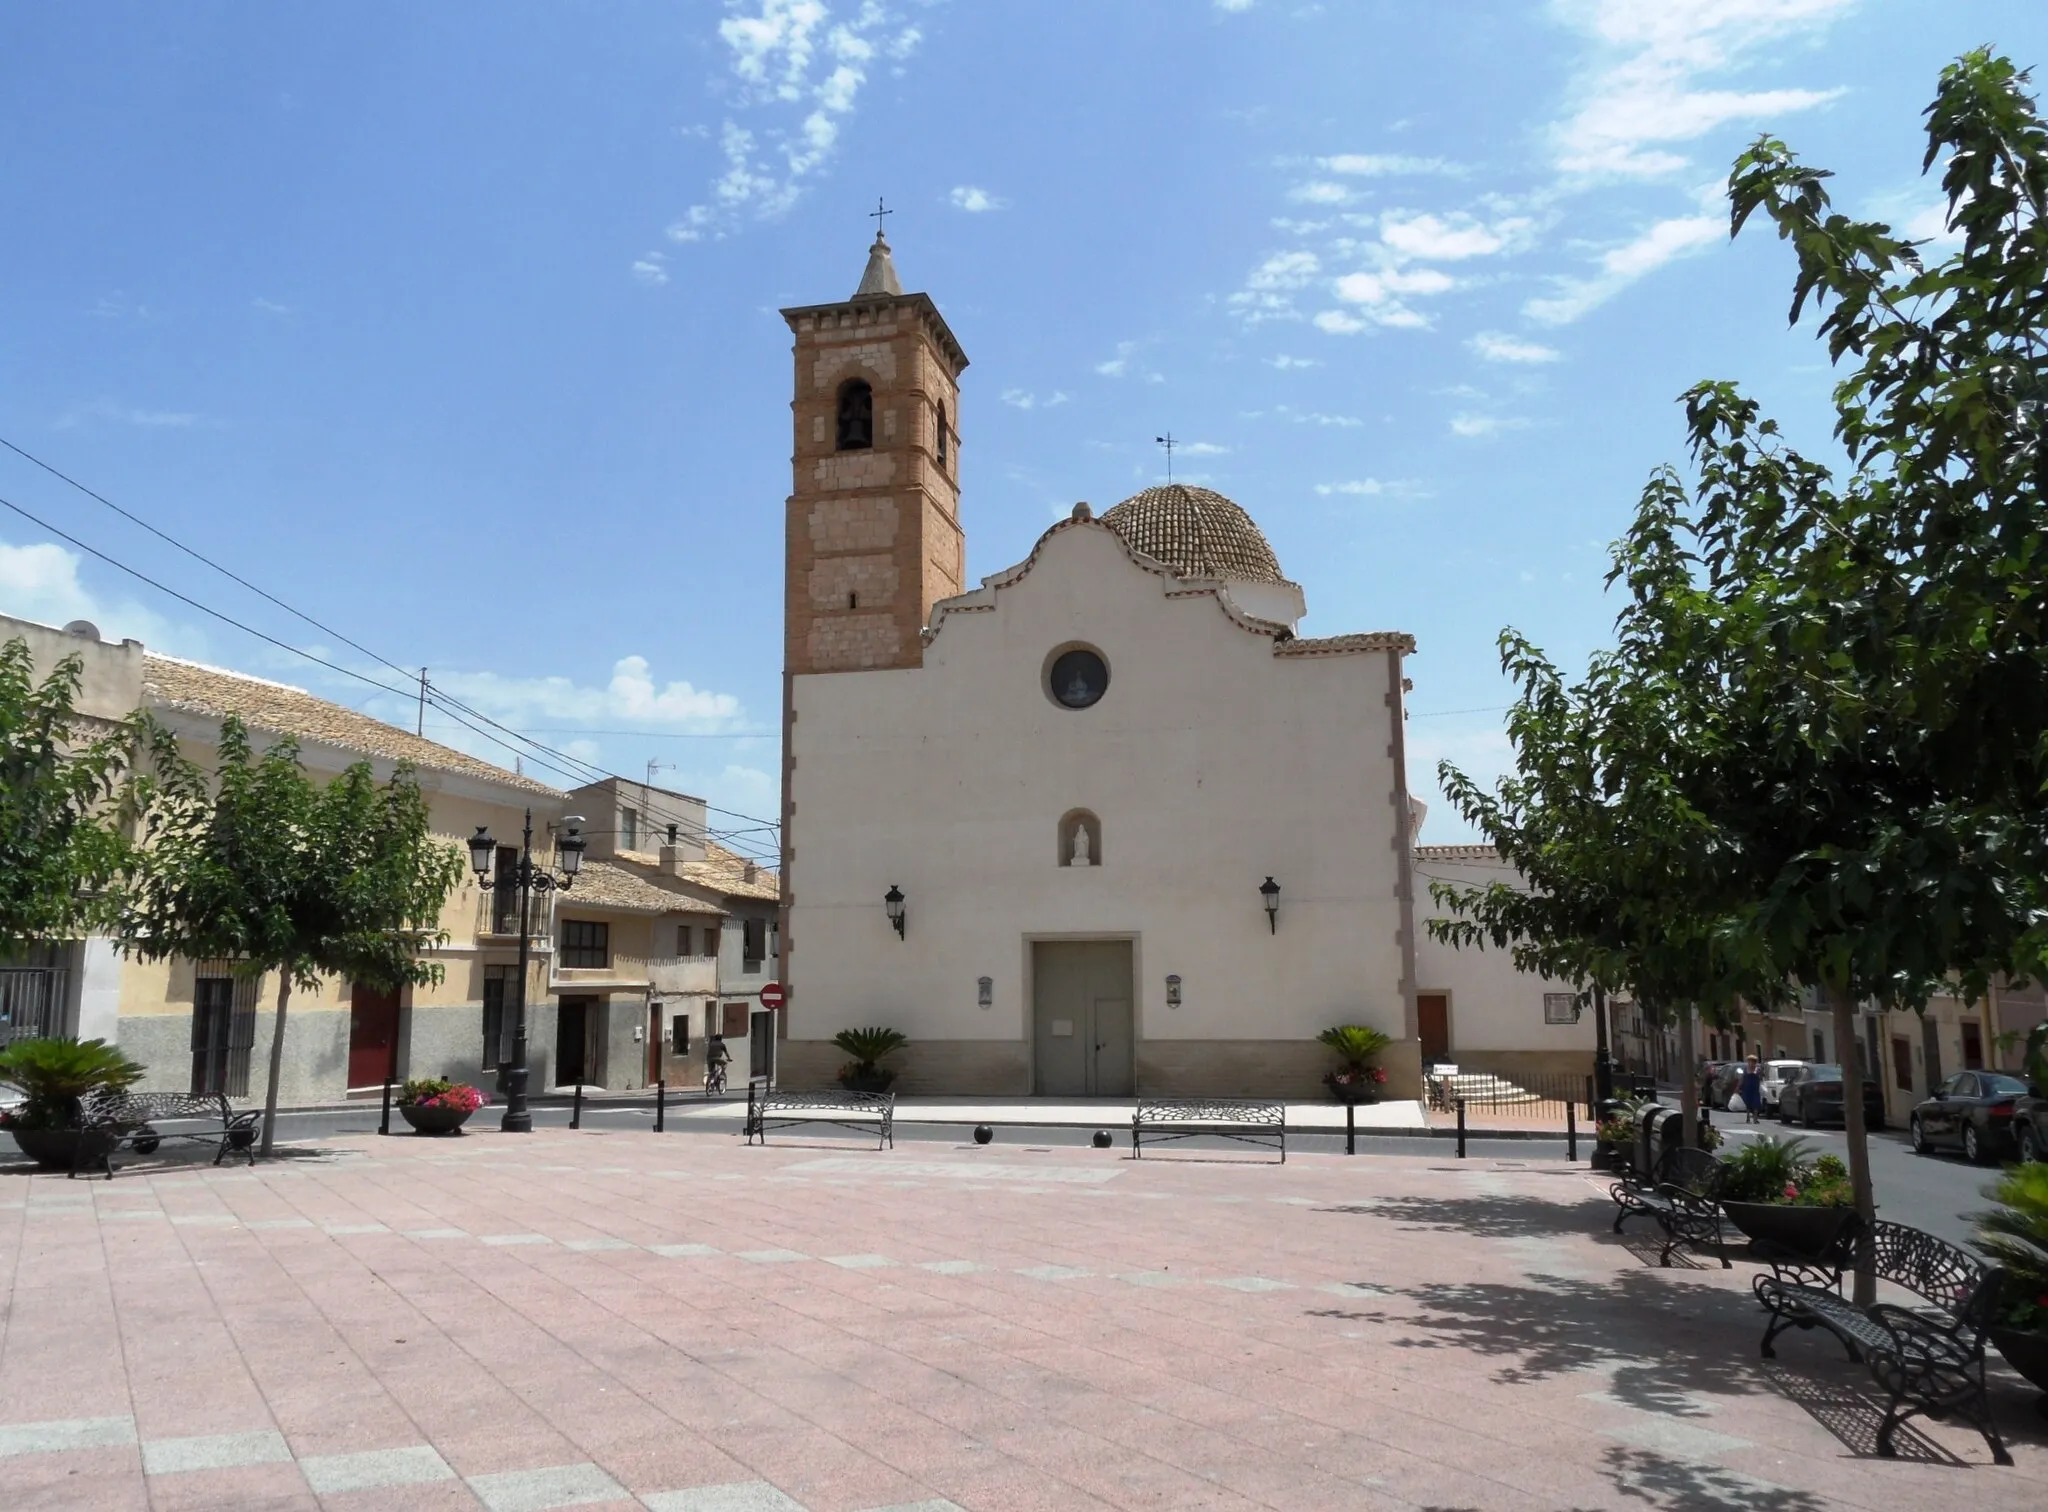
870,196,893,238
1155,433,1177,484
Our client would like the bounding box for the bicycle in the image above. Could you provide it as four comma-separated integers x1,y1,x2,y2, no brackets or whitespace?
705,1059,728,1096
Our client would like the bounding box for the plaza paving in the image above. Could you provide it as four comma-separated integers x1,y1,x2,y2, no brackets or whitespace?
0,1129,2042,1511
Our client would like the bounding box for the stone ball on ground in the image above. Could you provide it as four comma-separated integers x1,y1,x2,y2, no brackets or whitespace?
973,1124,993,1145
1091,1130,1113,1149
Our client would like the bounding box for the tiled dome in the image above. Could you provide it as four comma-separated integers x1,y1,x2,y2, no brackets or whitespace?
1101,484,1286,585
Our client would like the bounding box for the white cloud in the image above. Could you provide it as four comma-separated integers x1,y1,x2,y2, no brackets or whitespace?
1315,480,1388,495
432,655,746,729
1470,331,1561,363
0,538,187,650
1450,413,1532,438
53,398,202,429
1179,441,1229,456
252,297,292,316
950,185,1005,212
663,2,924,243
1001,389,1068,410
631,252,669,285
1288,181,1352,205
1215,0,1255,11
1322,154,1460,177
1901,198,1962,245
1551,0,1853,178
1313,309,1370,335
1265,354,1318,369
1095,340,1139,377
1379,210,1532,261
1336,267,1455,302
1524,213,1722,323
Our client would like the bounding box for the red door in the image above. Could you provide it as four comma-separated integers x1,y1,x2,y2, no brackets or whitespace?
348,985,402,1090
1417,994,1451,1062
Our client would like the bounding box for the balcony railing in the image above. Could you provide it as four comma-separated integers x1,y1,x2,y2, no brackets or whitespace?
473,892,550,945
0,968,68,1043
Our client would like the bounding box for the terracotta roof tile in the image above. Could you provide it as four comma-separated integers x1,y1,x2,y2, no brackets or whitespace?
1274,632,1416,657
614,842,782,903
1101,485,1289,585
141,654,561,797
567,859,727,916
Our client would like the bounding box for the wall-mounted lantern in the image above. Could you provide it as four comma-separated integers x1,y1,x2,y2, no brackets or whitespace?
884,884,906,939
1260,876,1280,934
1165,974,1182,1008
977,975,993,1009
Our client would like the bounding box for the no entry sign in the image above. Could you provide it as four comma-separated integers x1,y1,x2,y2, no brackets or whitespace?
758,982,786,1010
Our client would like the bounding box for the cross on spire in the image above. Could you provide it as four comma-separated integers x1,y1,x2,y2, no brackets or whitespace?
870,196,893,236
1155,433,1177,483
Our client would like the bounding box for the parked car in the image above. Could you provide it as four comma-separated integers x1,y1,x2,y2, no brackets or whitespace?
1699,1061,1734,1107
1758,1059,1805,1111
2017,1090,2047,1164
1777,1063,1887,1130
1908,1070,2034,1163
1705,1062,1746,1109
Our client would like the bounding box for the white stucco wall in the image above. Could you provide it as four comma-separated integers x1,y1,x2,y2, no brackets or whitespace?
1413,847,1595,1065
786,518,1410,1059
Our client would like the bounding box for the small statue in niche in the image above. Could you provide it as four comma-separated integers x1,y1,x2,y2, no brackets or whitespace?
1069,822,1093,867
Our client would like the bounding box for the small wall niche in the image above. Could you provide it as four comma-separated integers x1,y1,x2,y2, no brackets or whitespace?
1057,809,1102,868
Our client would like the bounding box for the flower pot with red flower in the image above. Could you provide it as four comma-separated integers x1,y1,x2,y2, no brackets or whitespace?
397,1078,486,1134
1318,1025,1391,1104
1714,1136,1859,1258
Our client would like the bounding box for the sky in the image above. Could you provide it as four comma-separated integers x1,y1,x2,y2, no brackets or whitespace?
5,0,2046,853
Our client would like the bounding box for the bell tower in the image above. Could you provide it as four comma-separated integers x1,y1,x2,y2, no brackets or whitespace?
780,231,969,675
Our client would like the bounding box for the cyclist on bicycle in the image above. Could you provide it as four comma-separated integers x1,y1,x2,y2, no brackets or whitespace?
705,1033,731,1095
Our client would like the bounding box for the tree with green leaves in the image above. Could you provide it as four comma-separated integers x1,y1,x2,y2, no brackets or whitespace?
0,637,144,955
119,716,465,1154
1443,49,2048,1303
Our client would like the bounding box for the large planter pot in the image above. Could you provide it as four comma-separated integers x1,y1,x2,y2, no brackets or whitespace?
1989,1328,2048,1418
1324,1074,1381,1105
838,1069,896,1094
1720,1199,1856,1259
398,1103,475,1136
8,1125,120,1171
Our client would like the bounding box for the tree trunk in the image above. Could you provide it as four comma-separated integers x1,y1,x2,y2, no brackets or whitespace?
1828,979,1877,1306
259,973,291,1157
1677,1002,1700,1150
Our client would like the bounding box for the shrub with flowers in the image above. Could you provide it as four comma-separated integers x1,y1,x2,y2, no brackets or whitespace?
398,1078,486,1113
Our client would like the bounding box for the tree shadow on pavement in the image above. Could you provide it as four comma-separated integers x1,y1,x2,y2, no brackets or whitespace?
1317,1193,1614,1242
1598,1446,1831,1511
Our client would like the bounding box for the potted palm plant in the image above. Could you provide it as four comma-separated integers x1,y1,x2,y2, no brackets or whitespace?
1318,1025,1391,1104
1715,1136,1857,1257
1977,1162,2048,1417
832,1027,907,1093
396,1077,486,1134
0,1037,148,1170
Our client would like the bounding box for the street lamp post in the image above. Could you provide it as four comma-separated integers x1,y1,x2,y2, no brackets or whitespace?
469,810,584,1134
1591,982,1620,1170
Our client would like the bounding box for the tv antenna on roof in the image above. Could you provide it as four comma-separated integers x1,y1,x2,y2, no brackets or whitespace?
1155,433,1177,483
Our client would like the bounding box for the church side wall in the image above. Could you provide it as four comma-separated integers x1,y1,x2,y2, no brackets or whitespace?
1413,850,1595,1082
785,523,1413,1099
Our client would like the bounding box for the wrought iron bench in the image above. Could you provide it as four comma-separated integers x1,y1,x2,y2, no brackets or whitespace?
1609,1145,1727,1267
1131,1099,1286,1163
68,1090,261,1179
743,1083,894,1149
1754,1218,2010,1464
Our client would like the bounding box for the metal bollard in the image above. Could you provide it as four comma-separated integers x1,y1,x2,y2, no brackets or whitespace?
379,1079,393,1136
655,1078,665,1134
1346,1100,1355,1156
1456,1097,1467,1159
570,1080,583,1130
1566,1100,1577,1163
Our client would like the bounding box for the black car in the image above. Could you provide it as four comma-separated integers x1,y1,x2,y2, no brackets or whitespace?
1908,1070,2034,1163
1777,1063,1887,1130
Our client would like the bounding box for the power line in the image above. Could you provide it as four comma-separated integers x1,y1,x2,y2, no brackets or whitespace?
0,434,424,687
1,442,786,842
0,491,422,706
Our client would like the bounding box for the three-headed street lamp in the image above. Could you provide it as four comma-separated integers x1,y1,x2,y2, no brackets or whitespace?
469,810,585,1133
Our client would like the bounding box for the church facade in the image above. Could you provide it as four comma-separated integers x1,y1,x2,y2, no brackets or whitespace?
773,236,1433,1099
